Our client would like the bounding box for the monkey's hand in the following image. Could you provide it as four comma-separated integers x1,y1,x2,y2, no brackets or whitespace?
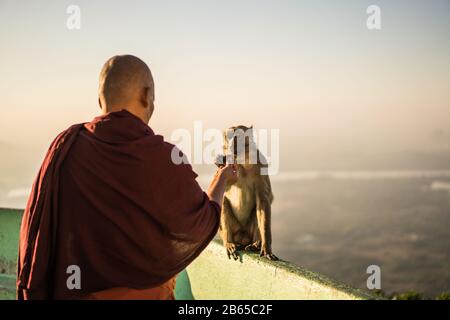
225,242,239,261
260,244,279,261
215,154,227,168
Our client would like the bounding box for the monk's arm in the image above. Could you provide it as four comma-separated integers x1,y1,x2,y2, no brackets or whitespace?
207,164,238,206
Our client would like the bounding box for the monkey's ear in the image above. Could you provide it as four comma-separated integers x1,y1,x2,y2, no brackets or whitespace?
249,125,253,129
225,128,235,140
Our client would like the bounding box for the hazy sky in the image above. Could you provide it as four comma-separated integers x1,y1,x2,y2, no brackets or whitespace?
1,0,450,206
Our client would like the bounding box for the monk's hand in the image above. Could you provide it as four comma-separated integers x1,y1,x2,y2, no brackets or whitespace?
207,164,238,206
219,164,238,184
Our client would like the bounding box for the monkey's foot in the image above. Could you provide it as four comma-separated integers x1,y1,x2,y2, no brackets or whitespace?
244,241,261,252
225,243,239,261
260,247,279,261
263,253,279,261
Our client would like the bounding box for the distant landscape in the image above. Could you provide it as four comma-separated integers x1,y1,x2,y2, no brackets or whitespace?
266,172,450,297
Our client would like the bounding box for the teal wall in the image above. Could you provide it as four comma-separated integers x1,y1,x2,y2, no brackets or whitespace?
0,208,376,300
0,209,22,299
0,208,21,274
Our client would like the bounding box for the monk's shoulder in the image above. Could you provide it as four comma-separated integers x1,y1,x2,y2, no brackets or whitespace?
48,123,85,151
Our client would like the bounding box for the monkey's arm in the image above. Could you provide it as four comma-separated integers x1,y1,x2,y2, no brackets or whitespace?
256,175,278,260
220,197,241,260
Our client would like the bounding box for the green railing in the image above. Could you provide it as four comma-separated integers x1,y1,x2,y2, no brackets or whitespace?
0,208,375,300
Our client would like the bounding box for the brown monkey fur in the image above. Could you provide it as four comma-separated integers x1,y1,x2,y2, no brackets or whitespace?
215,125,278,261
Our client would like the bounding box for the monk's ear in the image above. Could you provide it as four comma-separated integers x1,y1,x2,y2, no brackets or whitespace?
140,87,150,108
98,98,102,110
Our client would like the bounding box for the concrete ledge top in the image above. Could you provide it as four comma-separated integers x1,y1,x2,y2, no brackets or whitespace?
177,239,377,300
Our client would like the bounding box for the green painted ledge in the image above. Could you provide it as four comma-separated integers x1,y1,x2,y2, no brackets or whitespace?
0,208,22,300
0,208,376,300
0,208,22,275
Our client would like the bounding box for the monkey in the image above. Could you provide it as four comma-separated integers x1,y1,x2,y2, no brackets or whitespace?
215,125,278,261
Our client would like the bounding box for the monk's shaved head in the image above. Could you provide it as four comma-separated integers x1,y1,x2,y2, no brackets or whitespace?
98,55,155,123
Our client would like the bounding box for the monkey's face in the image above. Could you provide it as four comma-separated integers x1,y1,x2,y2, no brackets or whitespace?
223,125,256,164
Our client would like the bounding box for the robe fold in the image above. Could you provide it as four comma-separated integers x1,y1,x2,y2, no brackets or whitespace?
17,110,220,299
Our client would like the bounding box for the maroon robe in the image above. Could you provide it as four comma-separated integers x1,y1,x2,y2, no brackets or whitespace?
17,110,220,299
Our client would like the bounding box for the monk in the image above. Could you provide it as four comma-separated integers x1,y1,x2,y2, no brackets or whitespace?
17,55,237,300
